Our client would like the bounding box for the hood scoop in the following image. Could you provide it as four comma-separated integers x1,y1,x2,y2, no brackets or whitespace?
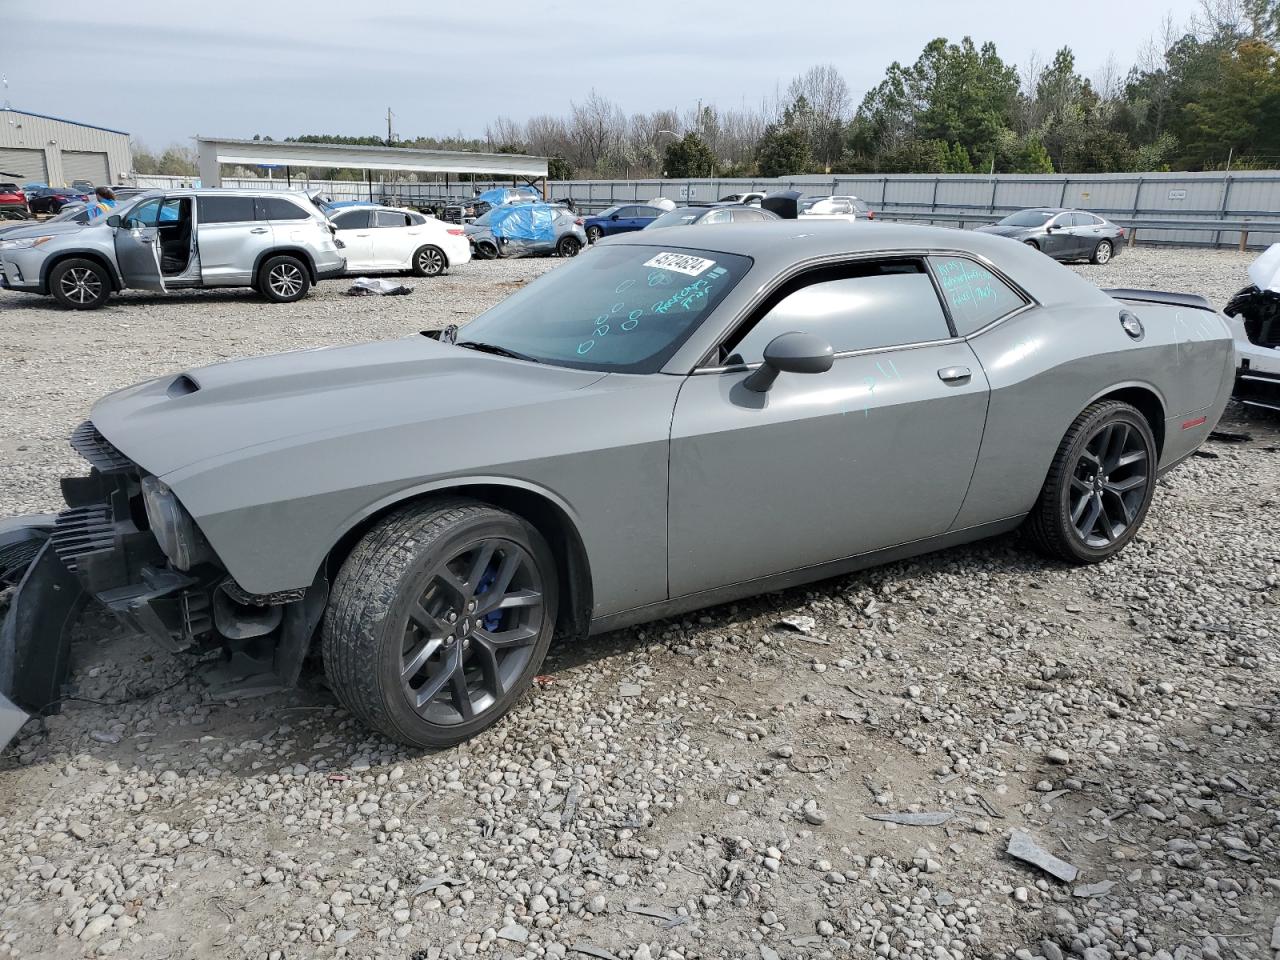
166,374,201,398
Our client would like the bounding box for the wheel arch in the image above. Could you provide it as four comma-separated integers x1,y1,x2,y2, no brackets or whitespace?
324,479,594,643
1085,383,1166,459
40,249,122,295
253,246,318,284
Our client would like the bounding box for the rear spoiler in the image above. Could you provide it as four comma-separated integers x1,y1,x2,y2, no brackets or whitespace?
1103,288,1215,312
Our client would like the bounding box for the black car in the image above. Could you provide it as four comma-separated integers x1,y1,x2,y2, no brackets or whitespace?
27,186,91,215
974,208,1124,265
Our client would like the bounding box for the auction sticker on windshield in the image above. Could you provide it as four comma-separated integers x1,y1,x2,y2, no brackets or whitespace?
643,252,716,277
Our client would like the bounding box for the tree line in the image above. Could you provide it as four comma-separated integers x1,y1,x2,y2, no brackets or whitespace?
132,1,1279,182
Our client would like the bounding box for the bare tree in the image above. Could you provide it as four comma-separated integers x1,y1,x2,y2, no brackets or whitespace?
569,89,627,173
484,116,525,150
785,64,853,167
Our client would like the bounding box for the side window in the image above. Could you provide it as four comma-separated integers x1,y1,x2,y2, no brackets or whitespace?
730,208,763,222
929,256,1027,336
375,210,411,228
333,209,371,230
255,196,308,221
158,198,185,223
1048,213,1070,230
409,212,428,225
123,198,162,228
198,195,256,224
701,209,731,225
729,263,951,364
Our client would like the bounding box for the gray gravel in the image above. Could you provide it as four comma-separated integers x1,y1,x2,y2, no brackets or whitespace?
0,246,1277,960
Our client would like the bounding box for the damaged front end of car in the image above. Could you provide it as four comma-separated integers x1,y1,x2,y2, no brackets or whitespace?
0,420,328,748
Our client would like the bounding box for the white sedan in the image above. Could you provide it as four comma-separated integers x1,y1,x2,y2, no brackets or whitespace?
330,205,471,276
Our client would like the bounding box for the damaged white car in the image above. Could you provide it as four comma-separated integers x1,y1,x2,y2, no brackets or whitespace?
1225,244,1280,413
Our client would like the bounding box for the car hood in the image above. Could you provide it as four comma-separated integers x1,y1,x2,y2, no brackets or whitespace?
0,219,98,241
973,225,1026,237
90,335,607,478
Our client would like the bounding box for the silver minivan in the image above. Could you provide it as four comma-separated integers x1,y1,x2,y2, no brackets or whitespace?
0,189,346,309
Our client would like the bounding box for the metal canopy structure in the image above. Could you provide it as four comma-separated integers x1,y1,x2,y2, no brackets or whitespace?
195,136,549,196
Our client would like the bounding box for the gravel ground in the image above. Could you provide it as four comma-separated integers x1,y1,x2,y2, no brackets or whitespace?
0,247,1277,960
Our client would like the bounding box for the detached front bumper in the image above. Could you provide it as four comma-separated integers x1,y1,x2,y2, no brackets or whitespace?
1,421,328,748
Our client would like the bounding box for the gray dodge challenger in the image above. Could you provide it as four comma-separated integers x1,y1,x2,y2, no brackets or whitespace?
0,222,1234,748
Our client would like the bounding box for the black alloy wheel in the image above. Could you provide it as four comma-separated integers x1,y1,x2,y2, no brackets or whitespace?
1025,400,1157,563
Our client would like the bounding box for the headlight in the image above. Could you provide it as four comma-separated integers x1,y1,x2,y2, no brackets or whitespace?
0,236,54,250
140,475,211,570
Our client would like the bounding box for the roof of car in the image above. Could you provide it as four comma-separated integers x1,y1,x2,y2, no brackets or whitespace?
602,219,1106,308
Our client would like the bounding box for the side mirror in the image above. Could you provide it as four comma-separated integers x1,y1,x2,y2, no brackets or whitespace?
742,332,835,393
610,213,620,221
1046,223,1059,232
106,214,121,228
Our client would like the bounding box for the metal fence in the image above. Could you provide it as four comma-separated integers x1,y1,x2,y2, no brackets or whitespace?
130,171,1280,248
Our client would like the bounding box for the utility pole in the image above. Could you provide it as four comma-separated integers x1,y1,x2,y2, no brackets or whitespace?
386,107,395,147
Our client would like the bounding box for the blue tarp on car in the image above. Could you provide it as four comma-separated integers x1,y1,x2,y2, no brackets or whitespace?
474,186,541,207
489,203,556,242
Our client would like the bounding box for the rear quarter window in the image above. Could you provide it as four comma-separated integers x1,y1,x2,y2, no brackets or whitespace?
255,196,309,220
929,256,1027,336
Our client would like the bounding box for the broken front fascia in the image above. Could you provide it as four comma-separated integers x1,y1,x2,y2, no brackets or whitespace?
0,421,327,747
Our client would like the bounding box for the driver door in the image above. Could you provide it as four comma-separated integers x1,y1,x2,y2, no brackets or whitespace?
1041,213,1073,258
667,259,989,595
113,196,166,292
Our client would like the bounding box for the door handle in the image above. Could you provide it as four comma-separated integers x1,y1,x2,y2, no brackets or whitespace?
938,366,971,383
250,227,268,234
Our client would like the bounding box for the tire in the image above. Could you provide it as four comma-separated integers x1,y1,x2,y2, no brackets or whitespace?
49,258,111,310
475,242,497,260
1091,239,1113,265
258,254,311,303
557,236,582,258
322,498,559,748
411,245,447,277
586,225,603,244
1023,239,1040,250
1024,401,1157,564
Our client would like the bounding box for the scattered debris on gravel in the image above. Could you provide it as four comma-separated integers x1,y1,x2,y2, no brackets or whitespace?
0,247,1276,960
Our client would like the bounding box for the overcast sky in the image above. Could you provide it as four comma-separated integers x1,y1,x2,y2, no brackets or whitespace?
4,0,1203,148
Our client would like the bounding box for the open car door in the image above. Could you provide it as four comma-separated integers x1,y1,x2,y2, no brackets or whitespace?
112,196,166,292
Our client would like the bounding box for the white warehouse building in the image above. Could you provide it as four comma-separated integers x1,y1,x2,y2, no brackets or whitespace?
0,107,131,187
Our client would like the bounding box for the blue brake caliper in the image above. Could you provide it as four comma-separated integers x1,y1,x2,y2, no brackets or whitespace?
475,557,503,631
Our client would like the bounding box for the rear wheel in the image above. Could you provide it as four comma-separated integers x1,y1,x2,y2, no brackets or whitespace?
1091,239,1113,265
557,236,582,258
49,258,111,310
322,499,558,748
258,254,311,303
411,245,447,277
1025,401,1156,564
474,241,497,260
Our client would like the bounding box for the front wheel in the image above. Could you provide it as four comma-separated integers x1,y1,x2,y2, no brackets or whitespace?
1023,239,1040,250
1024,401,1157,564
49,258,111,310
557,236,582,258
258,254,311,303
412,245,447,277
322,499,558,748
585,225,603,244
1091,239,1113,265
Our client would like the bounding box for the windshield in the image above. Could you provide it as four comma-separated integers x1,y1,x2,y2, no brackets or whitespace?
647,210,702,229
999,210,1055,227
458,244,752,373
596,205,623,218
49,203,90,223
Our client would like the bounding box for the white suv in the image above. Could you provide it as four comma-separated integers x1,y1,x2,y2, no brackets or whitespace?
0,188,346,309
